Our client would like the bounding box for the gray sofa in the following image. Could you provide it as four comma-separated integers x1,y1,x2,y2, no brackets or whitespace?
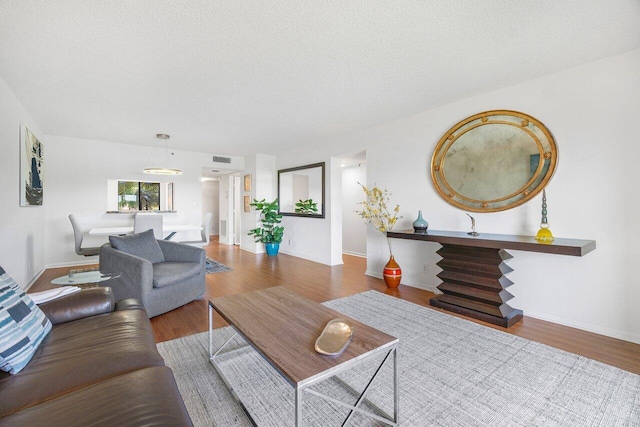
99,229,206,317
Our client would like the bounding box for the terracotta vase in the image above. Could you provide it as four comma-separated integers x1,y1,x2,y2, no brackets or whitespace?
383,255,402,288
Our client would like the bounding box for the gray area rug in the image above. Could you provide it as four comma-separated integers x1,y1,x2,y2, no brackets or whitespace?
206,257,232,274
157,291,640,426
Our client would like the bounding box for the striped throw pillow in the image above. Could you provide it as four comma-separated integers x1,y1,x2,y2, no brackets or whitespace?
0,266,52,374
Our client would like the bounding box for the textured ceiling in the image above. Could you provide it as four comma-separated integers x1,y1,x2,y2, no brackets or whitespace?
0,1,639,156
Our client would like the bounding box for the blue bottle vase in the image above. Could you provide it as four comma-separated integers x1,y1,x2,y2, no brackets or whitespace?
413,210,429,233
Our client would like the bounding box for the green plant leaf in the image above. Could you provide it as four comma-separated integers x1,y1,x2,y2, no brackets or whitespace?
294,198,318,214
247,198,284,243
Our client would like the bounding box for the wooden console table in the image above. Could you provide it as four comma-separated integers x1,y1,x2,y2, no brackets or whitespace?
387,230,596,327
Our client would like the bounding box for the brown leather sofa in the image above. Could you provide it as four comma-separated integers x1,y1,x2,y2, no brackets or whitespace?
0,287,192,426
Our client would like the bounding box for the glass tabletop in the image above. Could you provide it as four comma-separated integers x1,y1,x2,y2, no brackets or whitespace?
51,270,121,286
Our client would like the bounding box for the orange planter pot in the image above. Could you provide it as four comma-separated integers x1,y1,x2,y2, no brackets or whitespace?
383,255,402,288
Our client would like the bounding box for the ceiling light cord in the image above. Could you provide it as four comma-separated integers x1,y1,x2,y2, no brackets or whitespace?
144,134,182,175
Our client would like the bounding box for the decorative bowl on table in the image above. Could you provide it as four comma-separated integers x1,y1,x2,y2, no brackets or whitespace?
315,318,353,356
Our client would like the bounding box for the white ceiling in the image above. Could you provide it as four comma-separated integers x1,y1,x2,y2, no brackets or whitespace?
1,1,639,156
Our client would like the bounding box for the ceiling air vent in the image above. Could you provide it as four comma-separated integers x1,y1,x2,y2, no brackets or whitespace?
212,156,231,164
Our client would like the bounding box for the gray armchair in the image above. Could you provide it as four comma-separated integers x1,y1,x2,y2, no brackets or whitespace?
99,229,205,317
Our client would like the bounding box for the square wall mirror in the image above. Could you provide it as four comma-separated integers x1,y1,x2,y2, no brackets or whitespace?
278,162,325,218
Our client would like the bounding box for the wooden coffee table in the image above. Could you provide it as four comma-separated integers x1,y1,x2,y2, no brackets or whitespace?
208,286,399,426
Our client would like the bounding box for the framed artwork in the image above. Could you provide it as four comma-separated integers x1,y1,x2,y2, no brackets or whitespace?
244,174,251,192
20,125,43,206
244,196,251,212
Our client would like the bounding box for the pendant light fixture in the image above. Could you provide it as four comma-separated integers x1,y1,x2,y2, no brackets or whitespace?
143,133,182,175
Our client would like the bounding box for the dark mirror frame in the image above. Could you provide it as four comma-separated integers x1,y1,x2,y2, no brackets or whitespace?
277,162,325,218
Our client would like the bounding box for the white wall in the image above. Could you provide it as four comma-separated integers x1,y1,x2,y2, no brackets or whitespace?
239,155,257,251
0,72,242,280
240,153,276,253
201,180,219,235
279,172,294,212
0,76,46,287
43,135,230,266
342,163,367,256
328,157,343,265
275,49,640,344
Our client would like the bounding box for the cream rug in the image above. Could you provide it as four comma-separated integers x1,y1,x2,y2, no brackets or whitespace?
157,291,640,426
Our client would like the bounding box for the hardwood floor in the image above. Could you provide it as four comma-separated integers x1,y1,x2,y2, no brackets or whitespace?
30,238,640,375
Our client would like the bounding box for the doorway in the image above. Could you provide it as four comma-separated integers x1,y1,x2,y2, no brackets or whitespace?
340,151,367,257
201,167,239,245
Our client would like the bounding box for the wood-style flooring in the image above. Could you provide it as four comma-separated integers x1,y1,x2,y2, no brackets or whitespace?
30,237,640,375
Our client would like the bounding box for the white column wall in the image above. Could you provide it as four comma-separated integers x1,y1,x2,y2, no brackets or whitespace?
240,154,258,252
0,76,46,287
276,156,340,265
328,157,343,265
240,153,276,254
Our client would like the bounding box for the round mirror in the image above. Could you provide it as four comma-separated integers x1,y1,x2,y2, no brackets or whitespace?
431,110,557,212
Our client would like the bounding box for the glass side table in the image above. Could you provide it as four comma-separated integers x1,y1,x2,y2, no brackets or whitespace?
51,268,121,288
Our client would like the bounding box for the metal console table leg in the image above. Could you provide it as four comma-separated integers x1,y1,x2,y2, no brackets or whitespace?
298,346,399,426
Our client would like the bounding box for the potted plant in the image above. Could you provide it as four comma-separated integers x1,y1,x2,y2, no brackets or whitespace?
294,198,318,214
248,198,284,256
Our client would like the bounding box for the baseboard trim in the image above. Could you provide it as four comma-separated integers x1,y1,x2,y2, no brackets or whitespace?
524,309,640,345
279,249,336,266
24,267,46,291
342,251,366,258
364,273,639,344
46,259,97,269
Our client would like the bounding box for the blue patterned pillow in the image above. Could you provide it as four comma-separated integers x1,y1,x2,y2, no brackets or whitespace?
0,265,52,374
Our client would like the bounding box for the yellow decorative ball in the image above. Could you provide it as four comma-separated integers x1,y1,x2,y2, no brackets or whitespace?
535,224,554,243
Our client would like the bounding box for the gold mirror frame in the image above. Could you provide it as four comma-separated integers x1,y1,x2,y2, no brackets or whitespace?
431,110,557,212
